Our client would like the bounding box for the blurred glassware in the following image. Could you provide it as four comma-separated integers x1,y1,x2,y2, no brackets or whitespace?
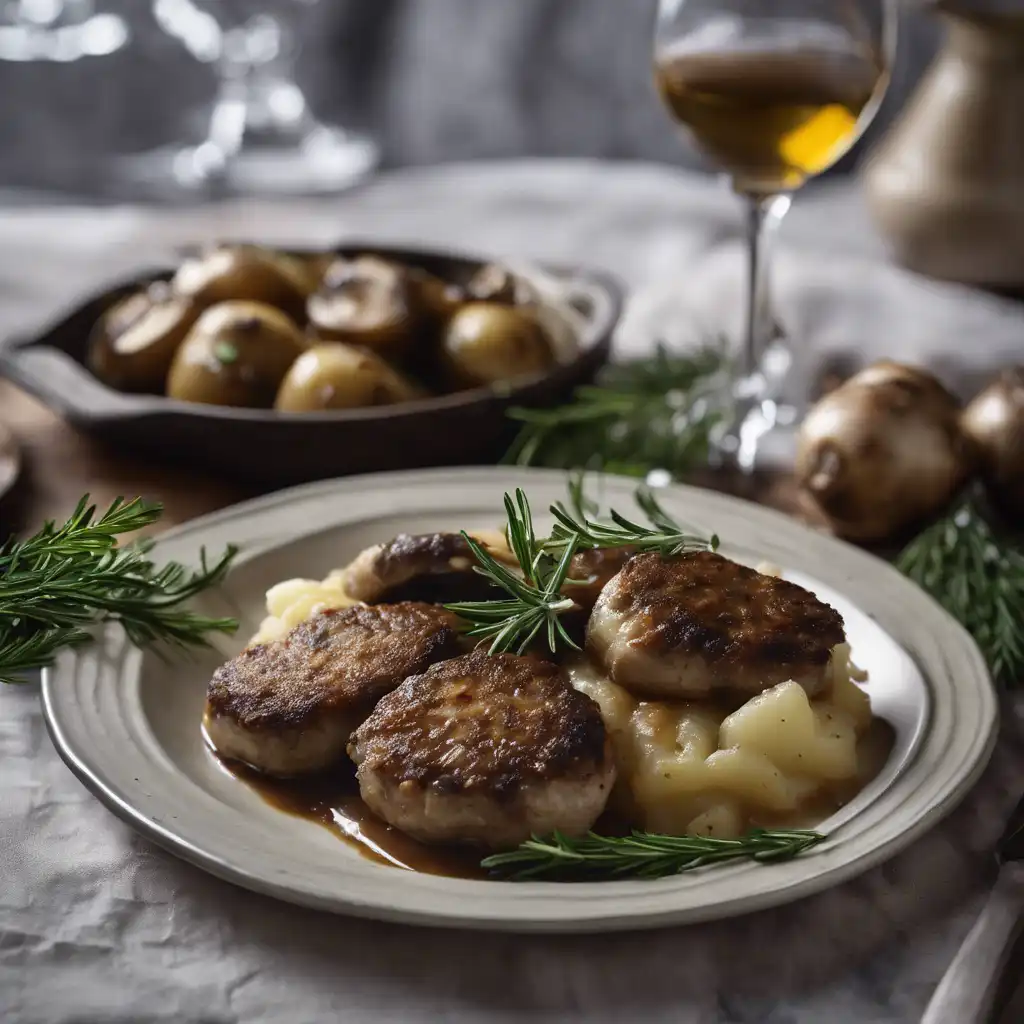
122,0,378,196
0,0,128,62
653,0,896,471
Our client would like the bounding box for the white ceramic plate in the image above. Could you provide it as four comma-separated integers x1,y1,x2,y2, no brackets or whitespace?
41,467,998,933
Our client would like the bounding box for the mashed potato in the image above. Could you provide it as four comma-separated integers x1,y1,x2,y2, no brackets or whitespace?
568,644,873,838
250,545,884,842
249,570,358,645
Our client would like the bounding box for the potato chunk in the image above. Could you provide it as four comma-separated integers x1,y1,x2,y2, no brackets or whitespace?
567,655,875,839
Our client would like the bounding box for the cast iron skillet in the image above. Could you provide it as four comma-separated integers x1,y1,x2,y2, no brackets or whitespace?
0,243,622,487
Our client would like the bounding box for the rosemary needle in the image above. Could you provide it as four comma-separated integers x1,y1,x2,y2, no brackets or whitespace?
504,344,727,477
482,828,827,881
446,480,717,657
547,482,718,558
897,493,1024,688
0,495,238,684
445,488,581,656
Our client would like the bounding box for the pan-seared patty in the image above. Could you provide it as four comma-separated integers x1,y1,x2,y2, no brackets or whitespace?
564,546,637,610
341,530,514,604
557,546,638,645
587,551,845,699
205,603,461,776
348,651,616,849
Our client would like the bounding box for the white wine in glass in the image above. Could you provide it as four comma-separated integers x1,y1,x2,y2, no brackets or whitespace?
653,0,894,470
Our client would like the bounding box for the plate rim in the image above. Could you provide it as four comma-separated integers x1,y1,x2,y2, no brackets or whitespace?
40,467,1000,933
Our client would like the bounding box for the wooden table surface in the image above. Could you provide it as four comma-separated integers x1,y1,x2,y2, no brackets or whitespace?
0,378,815,537
0,381,254,534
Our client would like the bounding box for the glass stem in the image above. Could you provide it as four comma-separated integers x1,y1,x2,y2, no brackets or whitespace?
740,193,789,384
729,191,791,473
217,16,306,141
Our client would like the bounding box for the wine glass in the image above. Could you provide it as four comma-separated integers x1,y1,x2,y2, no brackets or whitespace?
0,1,128,61
127,0,377,195
653,0,895,471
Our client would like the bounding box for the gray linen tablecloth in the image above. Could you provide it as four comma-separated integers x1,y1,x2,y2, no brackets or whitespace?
2,161,1023,1024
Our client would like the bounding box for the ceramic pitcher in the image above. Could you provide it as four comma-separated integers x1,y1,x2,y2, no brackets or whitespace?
864,1,1024,286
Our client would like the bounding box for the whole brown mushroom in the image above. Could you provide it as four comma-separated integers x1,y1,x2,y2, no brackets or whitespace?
274,343,423,412
406,266,465,326
961,367,1024,518
88,281,200,393
166,301,307,408
465,263,524,305
441,302,554,390
307,256,417,362
796,361,973,542
296,251,337,295
172,244,311,322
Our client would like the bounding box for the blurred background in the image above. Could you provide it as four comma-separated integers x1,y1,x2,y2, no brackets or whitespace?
5,12,1024,1024
0,0,941,197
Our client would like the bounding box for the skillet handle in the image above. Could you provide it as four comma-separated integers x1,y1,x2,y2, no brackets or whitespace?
0,342,152,420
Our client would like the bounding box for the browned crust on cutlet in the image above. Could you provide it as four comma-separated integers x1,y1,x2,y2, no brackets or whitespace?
597,550,844,671
206,602,460,732
348,651,610,798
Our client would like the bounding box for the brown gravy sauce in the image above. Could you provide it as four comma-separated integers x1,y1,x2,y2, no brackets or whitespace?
211,716,895,881
216,754,490,879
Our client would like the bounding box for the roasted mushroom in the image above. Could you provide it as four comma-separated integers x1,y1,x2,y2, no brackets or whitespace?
88,281,200,393
407,266,465,325
296,251,336,295
466,263,523,305
341,529,515,604
307,256,417,361
441,302,554,390
166,301,307,408
962,368,1024,517
172,243,311,321
274,342,422,412
796,361,972,542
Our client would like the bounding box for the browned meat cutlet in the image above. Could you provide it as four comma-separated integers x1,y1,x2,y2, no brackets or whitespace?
587,550,845,699
341,530,515,604
204,602,461,777
564,545,637,610
347,651,616,849
554,546,639,648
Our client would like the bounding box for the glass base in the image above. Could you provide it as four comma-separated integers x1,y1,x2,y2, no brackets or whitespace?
115,126,379,200
710,335,798,473
714,401,799,473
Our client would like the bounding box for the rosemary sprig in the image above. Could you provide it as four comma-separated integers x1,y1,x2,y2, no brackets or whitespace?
897,492,1024,688
0,495,239,684
446,481,717,656
547,483,719,558
445,489,582,656
504,344,728,477
482,827,826,881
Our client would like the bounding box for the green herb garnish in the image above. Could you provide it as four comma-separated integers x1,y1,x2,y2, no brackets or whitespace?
505,344,727,477
898,492,1024,688
213,340,239,365
446,480,716,657
547,481,718,558
445,489,581,656
0,496,238,684
482,827,827,881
